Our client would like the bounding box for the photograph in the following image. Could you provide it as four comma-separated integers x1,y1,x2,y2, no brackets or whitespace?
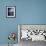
6,6,16,18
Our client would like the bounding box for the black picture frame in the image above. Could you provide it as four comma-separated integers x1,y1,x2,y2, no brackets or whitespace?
6,6,16,18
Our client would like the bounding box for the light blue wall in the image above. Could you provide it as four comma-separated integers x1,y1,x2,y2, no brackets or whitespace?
0,0,46,44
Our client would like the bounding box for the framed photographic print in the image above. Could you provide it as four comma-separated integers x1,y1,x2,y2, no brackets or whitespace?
6,6,16,18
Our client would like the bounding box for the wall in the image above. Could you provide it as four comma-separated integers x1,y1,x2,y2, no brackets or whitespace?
0,0,17,44
0,0,46,44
